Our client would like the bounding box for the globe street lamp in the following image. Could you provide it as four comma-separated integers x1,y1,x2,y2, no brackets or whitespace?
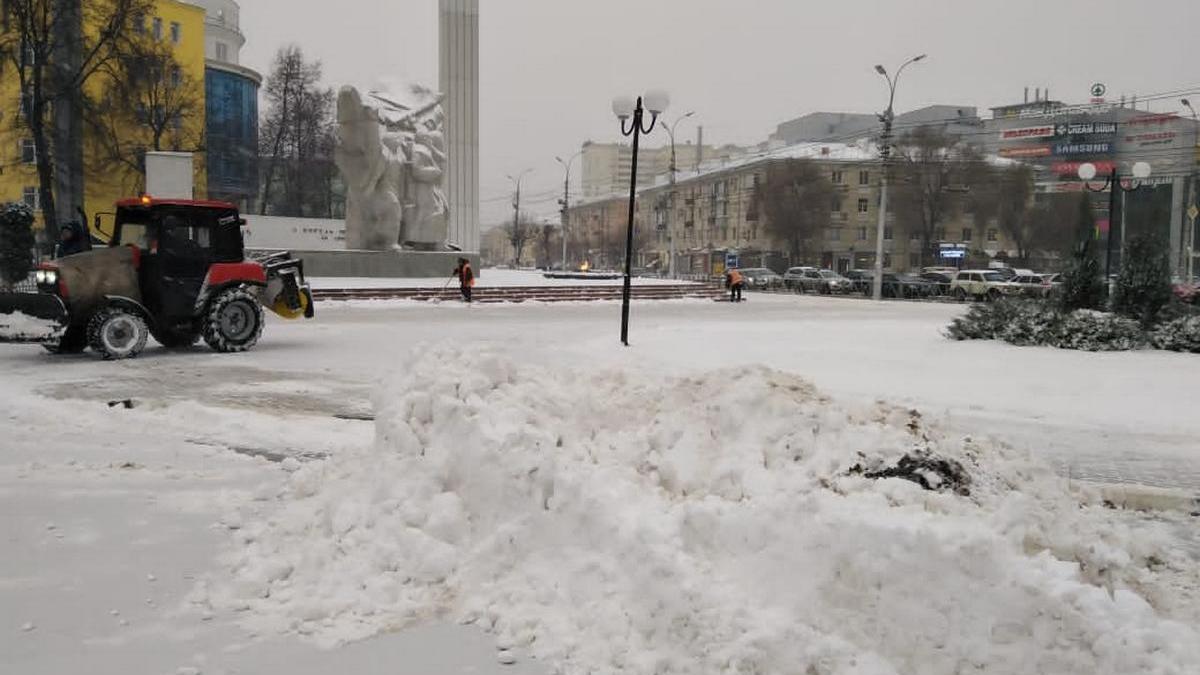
1078,160,1152,290
612,90,668,346
556,151,583,271
872,54,926,301
661,111,695,279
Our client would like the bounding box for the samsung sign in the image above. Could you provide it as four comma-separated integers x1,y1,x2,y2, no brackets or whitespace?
1053,142,1112,156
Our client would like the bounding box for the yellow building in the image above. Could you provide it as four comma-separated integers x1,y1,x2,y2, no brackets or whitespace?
0,0,207,236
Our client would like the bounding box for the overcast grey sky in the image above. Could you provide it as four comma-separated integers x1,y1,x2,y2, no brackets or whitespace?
240,0,1200,226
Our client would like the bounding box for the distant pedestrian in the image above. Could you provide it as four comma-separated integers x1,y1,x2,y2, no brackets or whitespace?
726,267,745,303
452,257,475,302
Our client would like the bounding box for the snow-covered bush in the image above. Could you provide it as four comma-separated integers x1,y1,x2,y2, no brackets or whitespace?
1054,310,1146,351
945,299,1022,341
998,301,1062,346
1112,232,1173,327
1151,315,1200,353
0,202,36,287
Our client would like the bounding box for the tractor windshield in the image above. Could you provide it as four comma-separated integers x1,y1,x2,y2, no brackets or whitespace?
112,208,153,249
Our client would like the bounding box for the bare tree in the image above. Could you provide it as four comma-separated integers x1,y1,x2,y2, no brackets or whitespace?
503,212,539,267
756,159,834,264
891,126,975,267
85,36,204,189
0,0,152,240
258,46,335,216
536,222,561,268
967,163,1035,262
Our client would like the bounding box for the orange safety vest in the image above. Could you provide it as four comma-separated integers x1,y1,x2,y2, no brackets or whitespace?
728,269,744,285
460,263,476,287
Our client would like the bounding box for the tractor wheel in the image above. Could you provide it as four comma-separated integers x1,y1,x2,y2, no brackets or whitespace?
203,287,264,353
152,327,201,349
43,325,88,355
87,307,149,360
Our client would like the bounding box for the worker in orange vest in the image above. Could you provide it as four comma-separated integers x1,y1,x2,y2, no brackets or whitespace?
452,257,475,303
726,267,745,303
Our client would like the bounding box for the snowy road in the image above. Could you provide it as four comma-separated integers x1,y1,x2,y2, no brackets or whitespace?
2,293,1198,673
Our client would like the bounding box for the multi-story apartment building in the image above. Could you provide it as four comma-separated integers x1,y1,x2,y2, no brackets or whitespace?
568,141,1015,277
580,139,755,200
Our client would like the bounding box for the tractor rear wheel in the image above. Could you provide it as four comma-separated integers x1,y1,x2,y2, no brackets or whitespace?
203,287,264,353
43,325,88,355
87,307,149,360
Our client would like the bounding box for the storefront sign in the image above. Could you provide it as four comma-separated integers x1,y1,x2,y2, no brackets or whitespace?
1123,131,1177,147
1001,125,1055,141
1018,103,1115,119
1126,113,1179,127
1051,160,1117,176
999,145,1052,158
1055,122,1117,136
1053,142,1112,156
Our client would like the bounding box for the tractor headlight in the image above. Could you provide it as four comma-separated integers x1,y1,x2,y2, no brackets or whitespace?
36,269,58,287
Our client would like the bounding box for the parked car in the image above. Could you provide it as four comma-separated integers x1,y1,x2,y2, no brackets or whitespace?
843,269,873,294
922,266,961,278
738,268,783,290
919,271,954,296
1008,274,1052,297
949,269,1019,301
791,268,851,294
782,266,818,290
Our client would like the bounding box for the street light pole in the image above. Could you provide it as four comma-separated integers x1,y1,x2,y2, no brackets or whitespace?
1078,161,1153,294
1182,99,1198,281
662,111,695,279
872,54,926,302
507,169,532,267
556,151,582,271
613,91,668,347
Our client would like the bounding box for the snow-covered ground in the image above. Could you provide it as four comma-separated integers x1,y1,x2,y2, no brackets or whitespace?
2,294,1197,674
308,268,696,289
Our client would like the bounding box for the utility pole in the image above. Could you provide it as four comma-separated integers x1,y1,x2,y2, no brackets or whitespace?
872,54,926,302
507,170,532,267
556,151,582,270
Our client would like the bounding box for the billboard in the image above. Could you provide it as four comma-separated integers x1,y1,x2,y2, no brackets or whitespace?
1052,141,1112,156
1001,125,1055,141
999,146,1052,158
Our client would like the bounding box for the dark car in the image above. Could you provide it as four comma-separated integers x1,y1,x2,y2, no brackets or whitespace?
919,272,953,296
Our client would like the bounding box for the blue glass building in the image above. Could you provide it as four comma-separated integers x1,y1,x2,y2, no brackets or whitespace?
205,62,260,210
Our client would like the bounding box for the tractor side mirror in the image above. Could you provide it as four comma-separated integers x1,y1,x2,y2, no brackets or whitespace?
93,212,116,243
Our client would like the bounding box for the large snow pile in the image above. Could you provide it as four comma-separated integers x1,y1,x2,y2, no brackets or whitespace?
202,347,1200,674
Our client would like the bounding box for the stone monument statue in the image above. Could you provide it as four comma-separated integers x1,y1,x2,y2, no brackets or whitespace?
335,81,449,251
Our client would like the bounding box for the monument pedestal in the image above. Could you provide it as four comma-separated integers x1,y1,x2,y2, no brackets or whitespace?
259,249,480,279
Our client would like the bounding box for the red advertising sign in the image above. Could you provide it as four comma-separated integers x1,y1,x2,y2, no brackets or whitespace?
1001,126,1056,141
1052,161,1116,176
999,145,1052,158
1124,131,1176,147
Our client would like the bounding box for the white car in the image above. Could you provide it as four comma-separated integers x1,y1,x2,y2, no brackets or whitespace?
782,266,818,289
949,270,1019,301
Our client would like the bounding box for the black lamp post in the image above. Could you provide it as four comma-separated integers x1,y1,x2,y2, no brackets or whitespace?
612,91,669,346
1078,160,1152,287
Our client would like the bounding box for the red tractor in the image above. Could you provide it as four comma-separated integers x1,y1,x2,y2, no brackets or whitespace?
0,197,313,359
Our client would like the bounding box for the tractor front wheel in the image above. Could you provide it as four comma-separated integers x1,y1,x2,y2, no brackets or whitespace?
203,288,264,353
87,307,149,360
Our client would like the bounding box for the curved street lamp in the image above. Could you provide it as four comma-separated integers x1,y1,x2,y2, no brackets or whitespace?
612,90,669,346
872,54,926,301
555,152,583,270
506,169,533,266
660,111,695,280
1078,160,1152,290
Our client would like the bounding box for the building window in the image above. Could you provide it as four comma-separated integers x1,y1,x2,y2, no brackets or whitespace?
170,21,181,44
909,252,920,269
857,227,868,241
857,198,869,213
962,228,973,242
884,226,894,241
22,186,38,210
831,170,844,184
828,228,841,241
21,138,36,164
883,253,892,268
170,66,181,88
831,197,842,213
935,227,946,241
152,17,162,40
987,228,998,242
133,14,146,34
19,91,33,120
859,170,870,185
215,41,229,61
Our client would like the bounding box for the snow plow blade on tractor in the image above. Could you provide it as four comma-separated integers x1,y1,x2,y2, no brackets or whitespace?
0,197,314,359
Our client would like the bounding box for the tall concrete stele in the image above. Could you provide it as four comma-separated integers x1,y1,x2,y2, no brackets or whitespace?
439,0,480,253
